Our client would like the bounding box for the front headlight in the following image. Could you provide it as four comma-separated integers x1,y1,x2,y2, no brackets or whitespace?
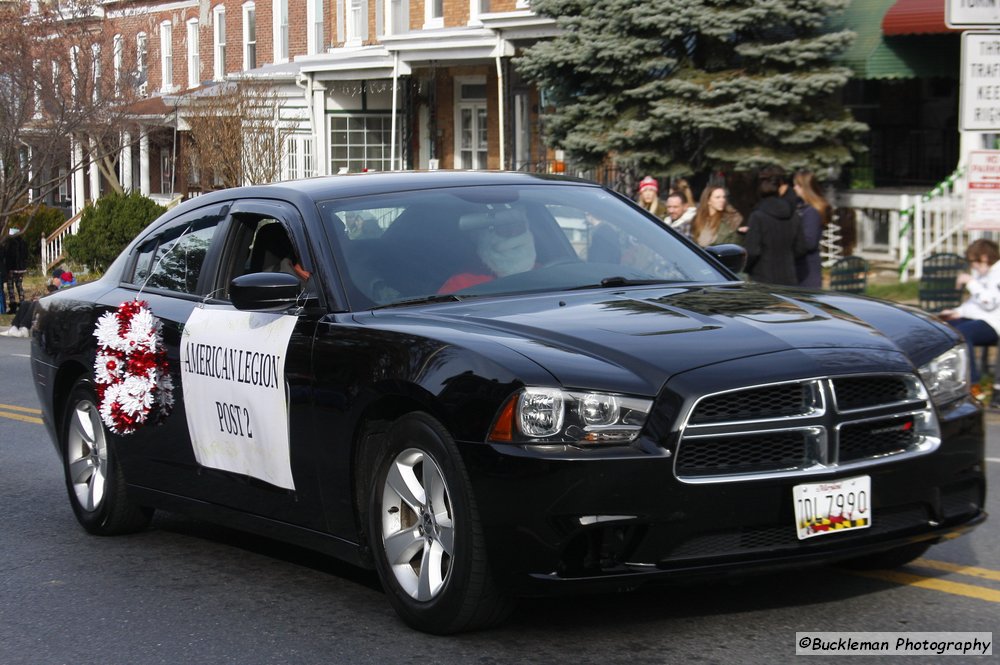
489,387,653,445
918,344,970,406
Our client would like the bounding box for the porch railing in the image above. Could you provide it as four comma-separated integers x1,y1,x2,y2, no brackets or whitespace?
40,210,83,271
835,171,996,281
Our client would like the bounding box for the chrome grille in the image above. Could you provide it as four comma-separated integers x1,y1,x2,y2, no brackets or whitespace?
674,373,938,482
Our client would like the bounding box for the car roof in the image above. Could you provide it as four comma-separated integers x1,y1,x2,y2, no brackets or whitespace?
167,171,601,219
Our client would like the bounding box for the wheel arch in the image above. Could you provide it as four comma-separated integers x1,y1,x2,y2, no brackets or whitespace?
349,392,450,567
53,360,92,447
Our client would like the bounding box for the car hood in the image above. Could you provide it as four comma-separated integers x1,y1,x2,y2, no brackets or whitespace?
365,283,956,396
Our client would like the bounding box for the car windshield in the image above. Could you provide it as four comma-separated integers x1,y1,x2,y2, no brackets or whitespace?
317,183,730,309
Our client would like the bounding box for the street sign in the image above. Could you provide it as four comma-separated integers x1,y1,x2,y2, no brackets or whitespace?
960,32,1000,131
964,150,1000,230
948,0,1000,29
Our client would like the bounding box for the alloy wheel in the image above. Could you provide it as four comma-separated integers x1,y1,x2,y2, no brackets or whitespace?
66,400,108,512
380,447,455,601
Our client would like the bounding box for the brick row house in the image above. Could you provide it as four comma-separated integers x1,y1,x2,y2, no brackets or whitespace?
29,0,558,216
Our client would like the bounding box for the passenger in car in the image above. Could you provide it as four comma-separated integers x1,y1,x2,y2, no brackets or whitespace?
438,209,536,293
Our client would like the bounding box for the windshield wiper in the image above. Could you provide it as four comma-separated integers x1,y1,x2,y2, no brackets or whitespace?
371,293,467,310
567,276,676,290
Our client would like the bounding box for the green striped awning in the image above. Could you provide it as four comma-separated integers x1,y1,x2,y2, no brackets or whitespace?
827,0,960,80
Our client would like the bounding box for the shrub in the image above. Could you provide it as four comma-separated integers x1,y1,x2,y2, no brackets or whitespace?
63,193,166,271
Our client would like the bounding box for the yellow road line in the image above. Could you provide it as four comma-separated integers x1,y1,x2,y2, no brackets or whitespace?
0,403,41,415
852,569,1000,603
0,409,43,425
912,558,1000,583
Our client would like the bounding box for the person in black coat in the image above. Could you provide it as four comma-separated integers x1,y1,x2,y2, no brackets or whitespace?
0,243,6,314
3,228,29,311
743,169,808,286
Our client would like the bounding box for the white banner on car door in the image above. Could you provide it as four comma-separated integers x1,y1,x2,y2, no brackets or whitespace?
180,307,298,490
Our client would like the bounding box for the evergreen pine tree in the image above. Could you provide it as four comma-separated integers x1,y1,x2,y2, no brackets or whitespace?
516,0,868,177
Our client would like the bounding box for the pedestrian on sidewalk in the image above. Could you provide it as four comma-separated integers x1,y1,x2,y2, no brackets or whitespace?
2,227,28,314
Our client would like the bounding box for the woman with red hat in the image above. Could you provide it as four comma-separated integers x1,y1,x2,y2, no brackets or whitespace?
635,176,667,220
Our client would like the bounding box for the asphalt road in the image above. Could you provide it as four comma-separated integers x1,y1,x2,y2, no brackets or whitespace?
1,333,998,664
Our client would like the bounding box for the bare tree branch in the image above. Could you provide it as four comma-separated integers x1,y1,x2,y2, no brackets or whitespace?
0,0,142,235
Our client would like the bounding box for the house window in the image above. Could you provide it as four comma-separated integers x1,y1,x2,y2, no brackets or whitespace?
137,32,148,92
160,21,174,93
187,19,200,88
469,0,489,24
303,139,314,177
51,59,60,100
213,6,226,81
273,0,288,62
113,34,124,96
347,0,367,43
329,115,400,173
242,2,256,71
286,140,298,180
91,44,101,102
389,0,410,35
69,46,80,102
33,60,41,116
307,0,324,54
424,0,442,28
161,148,174,193
285,136,316,180
58,168,68,202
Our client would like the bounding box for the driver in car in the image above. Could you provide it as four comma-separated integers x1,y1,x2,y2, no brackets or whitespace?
438,208,536,294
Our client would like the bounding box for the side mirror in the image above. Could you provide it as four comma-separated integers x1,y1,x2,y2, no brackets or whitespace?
705,243,747,274
230,272,302,311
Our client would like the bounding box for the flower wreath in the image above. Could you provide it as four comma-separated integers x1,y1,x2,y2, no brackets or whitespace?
93,299,174,435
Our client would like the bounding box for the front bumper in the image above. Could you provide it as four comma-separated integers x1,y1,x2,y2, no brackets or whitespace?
458,397,986,596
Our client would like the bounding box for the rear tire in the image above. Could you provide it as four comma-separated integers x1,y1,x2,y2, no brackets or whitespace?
368,412,512,634
61,378,153,535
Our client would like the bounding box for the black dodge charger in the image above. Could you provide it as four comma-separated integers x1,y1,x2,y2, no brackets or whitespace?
30,171,986,633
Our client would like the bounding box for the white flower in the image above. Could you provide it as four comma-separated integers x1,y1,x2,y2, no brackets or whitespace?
94,313,125,352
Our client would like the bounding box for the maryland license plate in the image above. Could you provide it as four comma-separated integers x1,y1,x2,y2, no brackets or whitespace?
793,475,872,540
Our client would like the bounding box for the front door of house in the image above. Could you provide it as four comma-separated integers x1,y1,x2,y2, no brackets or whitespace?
455,78,487,169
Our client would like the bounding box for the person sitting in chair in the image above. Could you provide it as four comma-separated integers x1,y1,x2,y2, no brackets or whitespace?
939,238,1000,386
438,208,536,294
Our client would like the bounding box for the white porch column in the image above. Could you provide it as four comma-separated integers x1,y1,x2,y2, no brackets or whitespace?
72,137,85,215
139,129,151,196
121,131,134,192
312,82,329,175
88,137,100,201
391,53,399,171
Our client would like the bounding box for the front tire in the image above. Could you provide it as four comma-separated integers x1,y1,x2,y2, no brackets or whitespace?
368,412,511,634
61,378,152,535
